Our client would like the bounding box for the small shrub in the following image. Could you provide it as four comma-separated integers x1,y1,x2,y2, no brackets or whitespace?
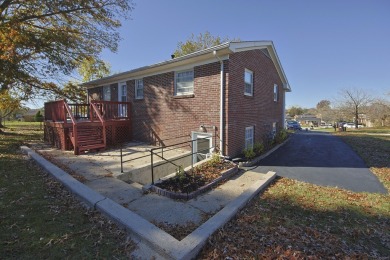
253,142,264,155
175,166,186,182
275,129,288,143
35,111,44,122
243,148,256,160
207,153,222,166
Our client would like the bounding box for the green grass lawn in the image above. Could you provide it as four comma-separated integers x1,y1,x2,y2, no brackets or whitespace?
199,128,390,258
2,123,389,258
0,122,134,259
343,126,390,134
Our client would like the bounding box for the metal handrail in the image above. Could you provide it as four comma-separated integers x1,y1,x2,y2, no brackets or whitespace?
150,136,214,184
119,136,217,184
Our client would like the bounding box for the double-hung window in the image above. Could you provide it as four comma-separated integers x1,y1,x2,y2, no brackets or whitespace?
245,126,254,150
274,84,278,102
135,79,144,99
272,122,277,138
103,86,111,101
244,69,253,96
175,70,194,95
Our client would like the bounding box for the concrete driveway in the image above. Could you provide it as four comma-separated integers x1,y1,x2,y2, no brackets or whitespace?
254,131,387,194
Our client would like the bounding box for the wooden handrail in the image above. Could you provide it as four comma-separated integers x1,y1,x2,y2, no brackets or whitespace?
91,100,130,105
90,100,131,120
90,102,107,147
63,101,78,154
90,102,105,123
63,102,77,125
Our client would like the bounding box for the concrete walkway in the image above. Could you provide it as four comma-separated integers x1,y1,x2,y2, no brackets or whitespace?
22,145,276,259
255,131,387,194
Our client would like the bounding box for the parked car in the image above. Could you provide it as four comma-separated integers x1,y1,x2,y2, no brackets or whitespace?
286,120,302,130
343,123,364,128
343,123,355,128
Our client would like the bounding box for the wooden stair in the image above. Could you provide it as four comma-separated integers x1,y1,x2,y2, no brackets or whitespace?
69,123,106,154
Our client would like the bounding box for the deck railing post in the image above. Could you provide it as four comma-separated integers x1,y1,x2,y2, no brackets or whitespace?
192,139,195,171
120,147,123,173
89,102,93,122
151,150,154,184
127,103,131,118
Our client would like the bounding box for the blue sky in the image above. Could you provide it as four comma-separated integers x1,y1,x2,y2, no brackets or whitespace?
29,0,390,108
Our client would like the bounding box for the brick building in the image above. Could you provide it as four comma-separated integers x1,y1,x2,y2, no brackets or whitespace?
83,41,291,158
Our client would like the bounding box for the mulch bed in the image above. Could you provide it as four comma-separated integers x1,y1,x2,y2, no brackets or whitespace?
154,160,233,194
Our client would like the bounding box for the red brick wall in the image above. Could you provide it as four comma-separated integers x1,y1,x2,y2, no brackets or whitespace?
126,61,222,148
86,51,285,158
225,49,284,157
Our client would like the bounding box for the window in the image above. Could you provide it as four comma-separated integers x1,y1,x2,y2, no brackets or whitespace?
271,122,276,139
175,70,194,95
119,82,127,117
120,83,127,102
135,79,144,99
103,86,111,101
274,84,278,102
244,69,253,96
245,126,254,149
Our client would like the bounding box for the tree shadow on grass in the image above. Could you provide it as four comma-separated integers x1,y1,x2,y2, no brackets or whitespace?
199,177,390,258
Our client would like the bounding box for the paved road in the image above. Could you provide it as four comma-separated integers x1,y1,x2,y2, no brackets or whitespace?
253,131,387,194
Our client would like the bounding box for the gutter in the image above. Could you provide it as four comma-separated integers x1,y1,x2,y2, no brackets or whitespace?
81,42,231,88
213,50,224,156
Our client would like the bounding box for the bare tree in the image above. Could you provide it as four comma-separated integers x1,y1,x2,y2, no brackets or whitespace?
336,88,372,128
367,98,390,127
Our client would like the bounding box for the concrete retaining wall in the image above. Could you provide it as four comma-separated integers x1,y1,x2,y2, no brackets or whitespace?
117,152,192,185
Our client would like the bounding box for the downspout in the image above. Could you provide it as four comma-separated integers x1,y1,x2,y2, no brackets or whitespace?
282,88,286,129
213,50,224,156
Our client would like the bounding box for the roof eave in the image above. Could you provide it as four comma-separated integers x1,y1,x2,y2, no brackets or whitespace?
81,42,232,88
229,41,292,92
81,41,292,92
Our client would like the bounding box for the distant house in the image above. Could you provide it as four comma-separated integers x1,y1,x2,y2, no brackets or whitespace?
82,41,291,158
295,114,321,127
44,41,291,156
22,108,41,122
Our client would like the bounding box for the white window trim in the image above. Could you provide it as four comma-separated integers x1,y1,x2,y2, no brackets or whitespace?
135,79,144,99
192,132,213,163
274,84,278,102
119,82,127,102
245,126,254,150
175,69,194,96
244,69,253,96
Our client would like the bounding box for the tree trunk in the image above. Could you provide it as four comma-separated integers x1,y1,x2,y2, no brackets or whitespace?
0,117,3,133
355,106,359,129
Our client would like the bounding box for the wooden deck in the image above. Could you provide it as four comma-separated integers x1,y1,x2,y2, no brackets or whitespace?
44,100,131,155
